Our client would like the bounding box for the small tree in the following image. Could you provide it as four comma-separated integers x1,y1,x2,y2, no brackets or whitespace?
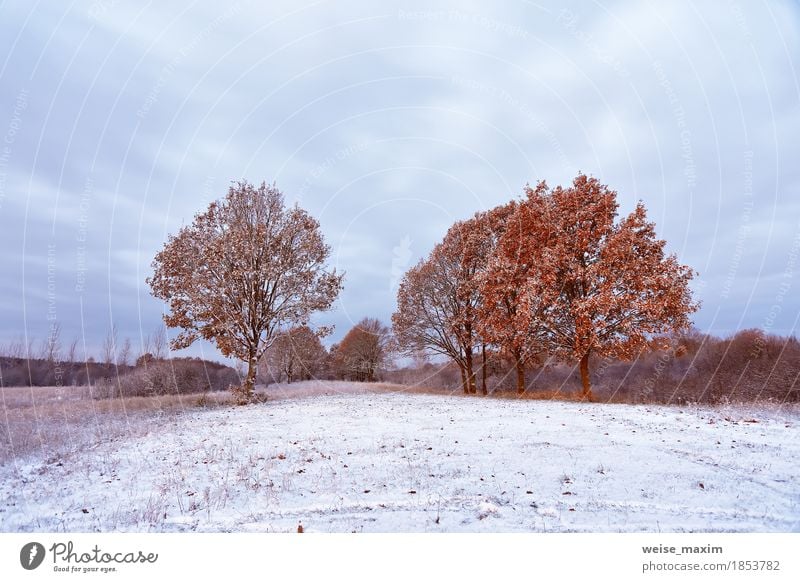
333,318,392,382
66,337,78,363
136,353,155,368
118,337,132,367
262,325,327,383
148,181,343,402
150,325,168,360
101,324,118,366
43,322,62,363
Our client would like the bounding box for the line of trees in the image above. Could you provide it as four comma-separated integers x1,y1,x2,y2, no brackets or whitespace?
0,322,240,397
386,327,800,404
0,325,169,367
0,325,174,387
258,318,394,384
145,176,696,403
392,174,698,400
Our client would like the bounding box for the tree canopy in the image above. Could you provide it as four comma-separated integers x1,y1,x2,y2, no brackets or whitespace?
394,173,698,400
148,181,343,401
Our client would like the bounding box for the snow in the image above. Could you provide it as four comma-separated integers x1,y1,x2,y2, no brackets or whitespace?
1,382,798,532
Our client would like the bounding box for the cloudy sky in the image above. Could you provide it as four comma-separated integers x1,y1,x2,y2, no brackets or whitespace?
0,0,798,362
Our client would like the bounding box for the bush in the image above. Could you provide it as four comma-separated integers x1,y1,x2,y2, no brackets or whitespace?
94,358,239,399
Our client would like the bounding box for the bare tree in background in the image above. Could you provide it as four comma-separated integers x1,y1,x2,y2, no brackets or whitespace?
151,325,167,360
101,324,118,366
118,337,132,367
42,323,61,362
261,325,327,383
139,332,152,362
10,338,25,359
66,337,78,363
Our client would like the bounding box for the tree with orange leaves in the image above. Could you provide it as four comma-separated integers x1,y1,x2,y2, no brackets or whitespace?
478,197,548,394
511,174,698,400
332,318,392,382
392,256,470,391
393,206,513,394
147,181,343,402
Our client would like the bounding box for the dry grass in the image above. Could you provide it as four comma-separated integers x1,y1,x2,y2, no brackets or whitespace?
262,380,459,401
7,379,793,469
0,385,235,465
262,380,598,402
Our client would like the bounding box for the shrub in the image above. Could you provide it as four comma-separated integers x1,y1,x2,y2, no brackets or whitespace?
94,358,239,399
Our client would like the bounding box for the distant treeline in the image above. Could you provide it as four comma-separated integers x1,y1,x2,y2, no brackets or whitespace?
386,329,800,405
0,354,239,397
5,327,797,405
0,356,128,387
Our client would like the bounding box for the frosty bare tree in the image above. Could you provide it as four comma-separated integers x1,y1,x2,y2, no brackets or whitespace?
147,181,343,402
261,325,327,384
118,337,132,367
150,325,167,360
43,322,62,363
101,324,118,365
66,337,78,363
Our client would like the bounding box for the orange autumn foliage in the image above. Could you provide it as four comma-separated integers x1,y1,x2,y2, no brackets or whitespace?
148,181,343,401
396,173,698,401
393,205,514,394
498,174,698,399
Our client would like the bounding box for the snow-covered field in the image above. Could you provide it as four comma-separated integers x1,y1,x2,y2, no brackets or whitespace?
1,382,798,532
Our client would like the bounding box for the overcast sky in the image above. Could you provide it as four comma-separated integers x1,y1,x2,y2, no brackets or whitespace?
1,0,799,362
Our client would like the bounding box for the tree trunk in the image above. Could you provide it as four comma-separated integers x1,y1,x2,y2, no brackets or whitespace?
242,355,257,402
459,363,469,394
579,352,593,401
515,351,526,395
481,344,488,395
465,347,477,394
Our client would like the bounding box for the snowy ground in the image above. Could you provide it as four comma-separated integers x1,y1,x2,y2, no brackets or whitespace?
1,382,798,532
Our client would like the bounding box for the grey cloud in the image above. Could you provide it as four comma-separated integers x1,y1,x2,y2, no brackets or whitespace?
1,0,798,361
